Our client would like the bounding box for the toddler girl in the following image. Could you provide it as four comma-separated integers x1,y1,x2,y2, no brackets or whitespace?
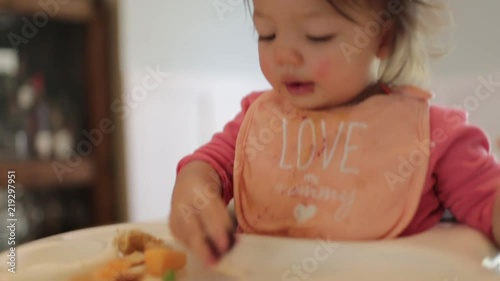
168,0,500,266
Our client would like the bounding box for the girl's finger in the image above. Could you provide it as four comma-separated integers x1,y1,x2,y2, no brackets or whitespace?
170,210,219,266
198,198,236,260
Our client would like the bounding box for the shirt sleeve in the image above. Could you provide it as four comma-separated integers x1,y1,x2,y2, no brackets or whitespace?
176,91,264,205
431,106,500,241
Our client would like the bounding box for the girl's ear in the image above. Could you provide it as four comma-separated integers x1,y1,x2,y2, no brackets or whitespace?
376,20,396,60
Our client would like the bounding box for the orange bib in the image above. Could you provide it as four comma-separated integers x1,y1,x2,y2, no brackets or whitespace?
233,86,432,240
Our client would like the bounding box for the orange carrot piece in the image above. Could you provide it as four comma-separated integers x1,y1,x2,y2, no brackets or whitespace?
94,259,132,280
144,248,187,276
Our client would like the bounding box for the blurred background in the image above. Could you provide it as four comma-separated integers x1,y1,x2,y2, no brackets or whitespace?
0,0,499,250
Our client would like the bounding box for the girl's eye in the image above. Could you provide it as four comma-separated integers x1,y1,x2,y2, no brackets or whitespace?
307,35,336,43
258,34,276,42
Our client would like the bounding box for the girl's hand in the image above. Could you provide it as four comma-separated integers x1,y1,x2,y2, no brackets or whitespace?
493,192,500,247
168,161,236,266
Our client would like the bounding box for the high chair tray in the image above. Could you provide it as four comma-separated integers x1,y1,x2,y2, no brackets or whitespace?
0,221,498,281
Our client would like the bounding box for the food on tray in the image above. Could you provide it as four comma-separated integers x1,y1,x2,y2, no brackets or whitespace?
144,247,187,276
71,229,187,281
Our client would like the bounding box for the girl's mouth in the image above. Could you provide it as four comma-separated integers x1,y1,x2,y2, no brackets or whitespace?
285,82,315,96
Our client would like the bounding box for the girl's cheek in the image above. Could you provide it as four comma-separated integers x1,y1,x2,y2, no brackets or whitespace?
259,57,273,79
313,60,332,81
260,59,270,73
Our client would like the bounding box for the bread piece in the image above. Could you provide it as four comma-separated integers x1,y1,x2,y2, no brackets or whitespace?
113,229,167,255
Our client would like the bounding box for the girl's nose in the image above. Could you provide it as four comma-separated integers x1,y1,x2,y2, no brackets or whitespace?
273,42,303,67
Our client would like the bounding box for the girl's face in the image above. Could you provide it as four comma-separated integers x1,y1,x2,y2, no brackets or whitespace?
253,0,392,110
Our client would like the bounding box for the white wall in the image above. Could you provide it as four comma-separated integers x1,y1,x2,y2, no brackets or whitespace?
119,0,269,222
427,1,500,160
119,0,500,222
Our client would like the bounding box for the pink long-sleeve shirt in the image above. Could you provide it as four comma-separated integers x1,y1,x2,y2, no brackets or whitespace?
177,91,500,242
